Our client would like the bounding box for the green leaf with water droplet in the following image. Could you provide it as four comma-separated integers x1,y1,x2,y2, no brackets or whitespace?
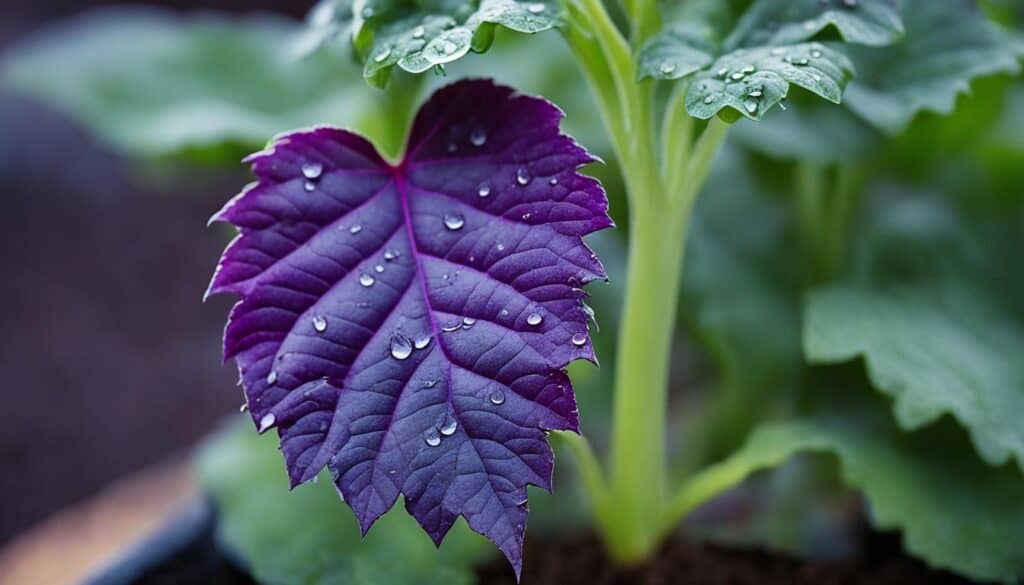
638,0,901,120
318,0,560,87
842,0,1021,134
692,395,1024,584
197,419,495,585
686,43,853,120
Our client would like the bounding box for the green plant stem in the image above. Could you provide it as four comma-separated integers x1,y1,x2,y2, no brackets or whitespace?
560,0,731,565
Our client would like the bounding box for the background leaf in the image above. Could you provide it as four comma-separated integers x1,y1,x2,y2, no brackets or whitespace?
725,0,904,49
0,7,378,161
843,0,1021,134
691,389,1024,584
806,281,1024,471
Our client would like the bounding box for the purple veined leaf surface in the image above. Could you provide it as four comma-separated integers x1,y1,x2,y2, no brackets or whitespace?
206,79,612,577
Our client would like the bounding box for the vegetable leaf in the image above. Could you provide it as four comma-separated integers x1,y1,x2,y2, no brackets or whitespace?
639,0,902,120
691,401,1024,583
207,79,611,576
726,0,904,49
0,7,375,159
843,0,1021,134
320,0,561,87
805,283,1024,471
197,420,495,585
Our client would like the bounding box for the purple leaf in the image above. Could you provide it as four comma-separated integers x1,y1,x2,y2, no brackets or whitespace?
207,79,611,576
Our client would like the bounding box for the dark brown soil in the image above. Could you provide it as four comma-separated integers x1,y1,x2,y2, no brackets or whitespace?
477,533,972,585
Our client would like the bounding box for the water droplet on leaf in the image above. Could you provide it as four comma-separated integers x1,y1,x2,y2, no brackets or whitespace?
390,334,413,360
489,390,506,405
312,315,328,332
527,312,543,326
259,413,276,433
444,213,465,230
424,428,441,446
516,167,531,186
571,333,587,347
359,273,375,287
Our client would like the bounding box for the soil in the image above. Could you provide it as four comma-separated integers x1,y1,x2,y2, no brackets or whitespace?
476,532,972,585
119,519,970,585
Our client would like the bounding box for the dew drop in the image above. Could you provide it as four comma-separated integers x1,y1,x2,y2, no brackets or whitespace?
423,379,439,389
259,413,276,433
239,403,248,413
412,25,425,38
266,371,278,385
462,316,476,328
390,334,413,360
526,312,543,326
527,2,545,13
749,89,763,98
373,265,383,275
660,62,677,76
349,224,362,235
478,183,491,197
441,321,462,333
414,334,432,350
716,67,729,78
496,243,506,252
571,333,587,347
424,428,441,447
703,95,715,105
811,49,823,59
745,101,758,114
384,249,400,261
500,309,510,317
312,315,328,332
549,177,558,186
443,213,465,230
302,161,323,180
742,65,755,74
304,181,316,192
373,47,391,63
489,390,506,405
516,167,532,186
359,273,375,287
439,417,458,436
469,127,487,147
730,72,745,81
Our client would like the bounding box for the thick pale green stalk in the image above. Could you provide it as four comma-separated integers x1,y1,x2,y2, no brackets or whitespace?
560,0,732,565
604,188,689,561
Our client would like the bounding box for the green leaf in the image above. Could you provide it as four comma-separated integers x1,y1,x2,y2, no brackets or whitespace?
805,282,1024,471
196,419,494,585
689,406,1024,584
685,43,854,120
725,0,904,49
843,0,1021,134
0,8,379,160
343,0,560,86
639,0,901,120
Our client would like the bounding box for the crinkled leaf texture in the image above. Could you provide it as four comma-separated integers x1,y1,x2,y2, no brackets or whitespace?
207,79,611,577
638,0,902,120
